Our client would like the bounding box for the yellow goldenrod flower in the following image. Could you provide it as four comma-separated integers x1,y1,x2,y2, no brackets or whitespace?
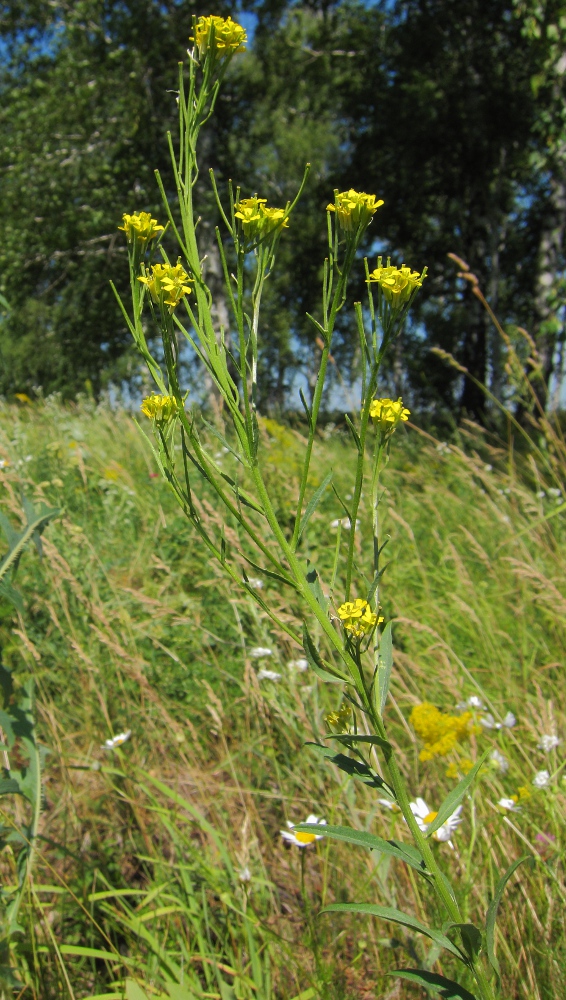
234,197,289,245
140,394,178,424
369,397,410,432
410,702,476,762
327,189,384,233
138,261,193,309
337,598,383,638
367,259,425,309
118,212,164,251
326,703,352,733
516,785,531,801
445,756,474,779
191,15,247,64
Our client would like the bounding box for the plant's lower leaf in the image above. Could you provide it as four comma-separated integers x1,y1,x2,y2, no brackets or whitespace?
294,823,428,875
443,922,483,961
302,625,348,683
321,904,466,962
486,854,533,977
328,733,392,759
305,743,392,790
389,969,477,999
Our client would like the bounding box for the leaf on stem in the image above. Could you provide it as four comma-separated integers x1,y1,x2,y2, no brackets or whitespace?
304,563,328,611
425,750,490,837
328,733,392,760
389,969,478,999
485,855,533,978
321,905,466,962
377,621,393,714
297,471,333,544
305,743,394,793
443,922,483,962
302,625,348,683
294,822,429,876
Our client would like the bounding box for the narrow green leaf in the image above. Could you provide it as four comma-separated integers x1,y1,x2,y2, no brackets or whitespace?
321,904,466,962
304,562,328,610
302,625,348,683
377,622,393,714
59,945,125,963
298,388,313,431
294,823,428,875
0,779,22,796
344,414,362,454
426,750,490,837
306,743,393,791
298,470,333,543
443,923,483,961
486,855,533,977
0,579,23,614
328,733,392,760
390,969,477,999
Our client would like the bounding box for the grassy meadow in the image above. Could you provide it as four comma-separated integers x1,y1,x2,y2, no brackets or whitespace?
0,396,564,1000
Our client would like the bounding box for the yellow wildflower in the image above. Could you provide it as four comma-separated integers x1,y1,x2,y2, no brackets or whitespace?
326,703,352,733
369,397,410,432
445,762,459,779
140,394,178,424
367,259,425,309
138,261,193,309
445,757,474,779
337,598,383,638
327,190,384,233
191,15,247,64
516,785,531,801
410,702,475,762
460,757,474,774
234,197,289,245
118,212,164,251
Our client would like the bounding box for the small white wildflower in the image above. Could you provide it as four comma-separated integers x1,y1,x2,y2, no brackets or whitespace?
538,734,561,752
498,797,521,812
502,711,516,728
247,577,264,590
378,798,400,813
238,866,251,882
330,517,360,531
410,798,462,848
0,460,7,469
536,490,546,499
491,749,509,773
480,713,497,730
533,769,551,788
288,658,308,672
257,669,281,681
547,487,562,498
484,464,493,472
281,814,326,847
467,695,483,709
102,730,131,750
250,646,272,658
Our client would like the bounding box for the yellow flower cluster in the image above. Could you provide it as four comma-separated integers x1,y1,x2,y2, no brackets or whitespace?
191,15,247,63
367,260,425,308
337,598,383,638
327,190,384,233
325,703,352,733
118,212,164,251
410,702,476,762
511,786,531,804
369,397,410,432
140,394,178,424
445,757,474,779
138,261,193,309
234,197,289,244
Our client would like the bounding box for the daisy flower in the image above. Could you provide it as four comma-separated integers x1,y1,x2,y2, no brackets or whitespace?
250,647,273,658
281,814,326,847
410,797,462,848
102,730,131,750
538,734,561,752
533,769,551,788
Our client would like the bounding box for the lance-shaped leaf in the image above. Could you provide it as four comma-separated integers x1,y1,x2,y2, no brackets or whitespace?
443,922,483,961
302,625,348,683
486,854,533,977
306,743,393,792
320,904,467,962
389,969,477,999
294,823,429,876
298,470,333,544
328,733,392,761
377,622,393,714
426,750,490,837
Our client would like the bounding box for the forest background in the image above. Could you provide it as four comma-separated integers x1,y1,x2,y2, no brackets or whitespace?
2,0,566,423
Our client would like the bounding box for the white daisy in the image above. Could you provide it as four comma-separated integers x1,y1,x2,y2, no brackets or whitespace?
257,669,281,681
281,814,326,847
479,713,497,729
287,658,308,672
457,695,483,710
533,769,551,788
378,798,401,813
409,797,462,848
250,646,273,658
498,797,521,812
247,577,264,590
490,749,509,773
501,711,517,728
102,730,131,750
538,734,561,752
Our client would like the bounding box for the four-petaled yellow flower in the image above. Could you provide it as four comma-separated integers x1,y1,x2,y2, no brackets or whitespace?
369,397,410,433
410,702,477,762
326,703,352,733
337,598,382,638
327,190,384,233
118,212,164,250
234,197,289,245
367,259,425,309
140,394,178,424
191,15,247,64
138,261,193,309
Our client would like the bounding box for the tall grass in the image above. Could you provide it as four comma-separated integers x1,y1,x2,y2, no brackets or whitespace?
0,396,564,999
